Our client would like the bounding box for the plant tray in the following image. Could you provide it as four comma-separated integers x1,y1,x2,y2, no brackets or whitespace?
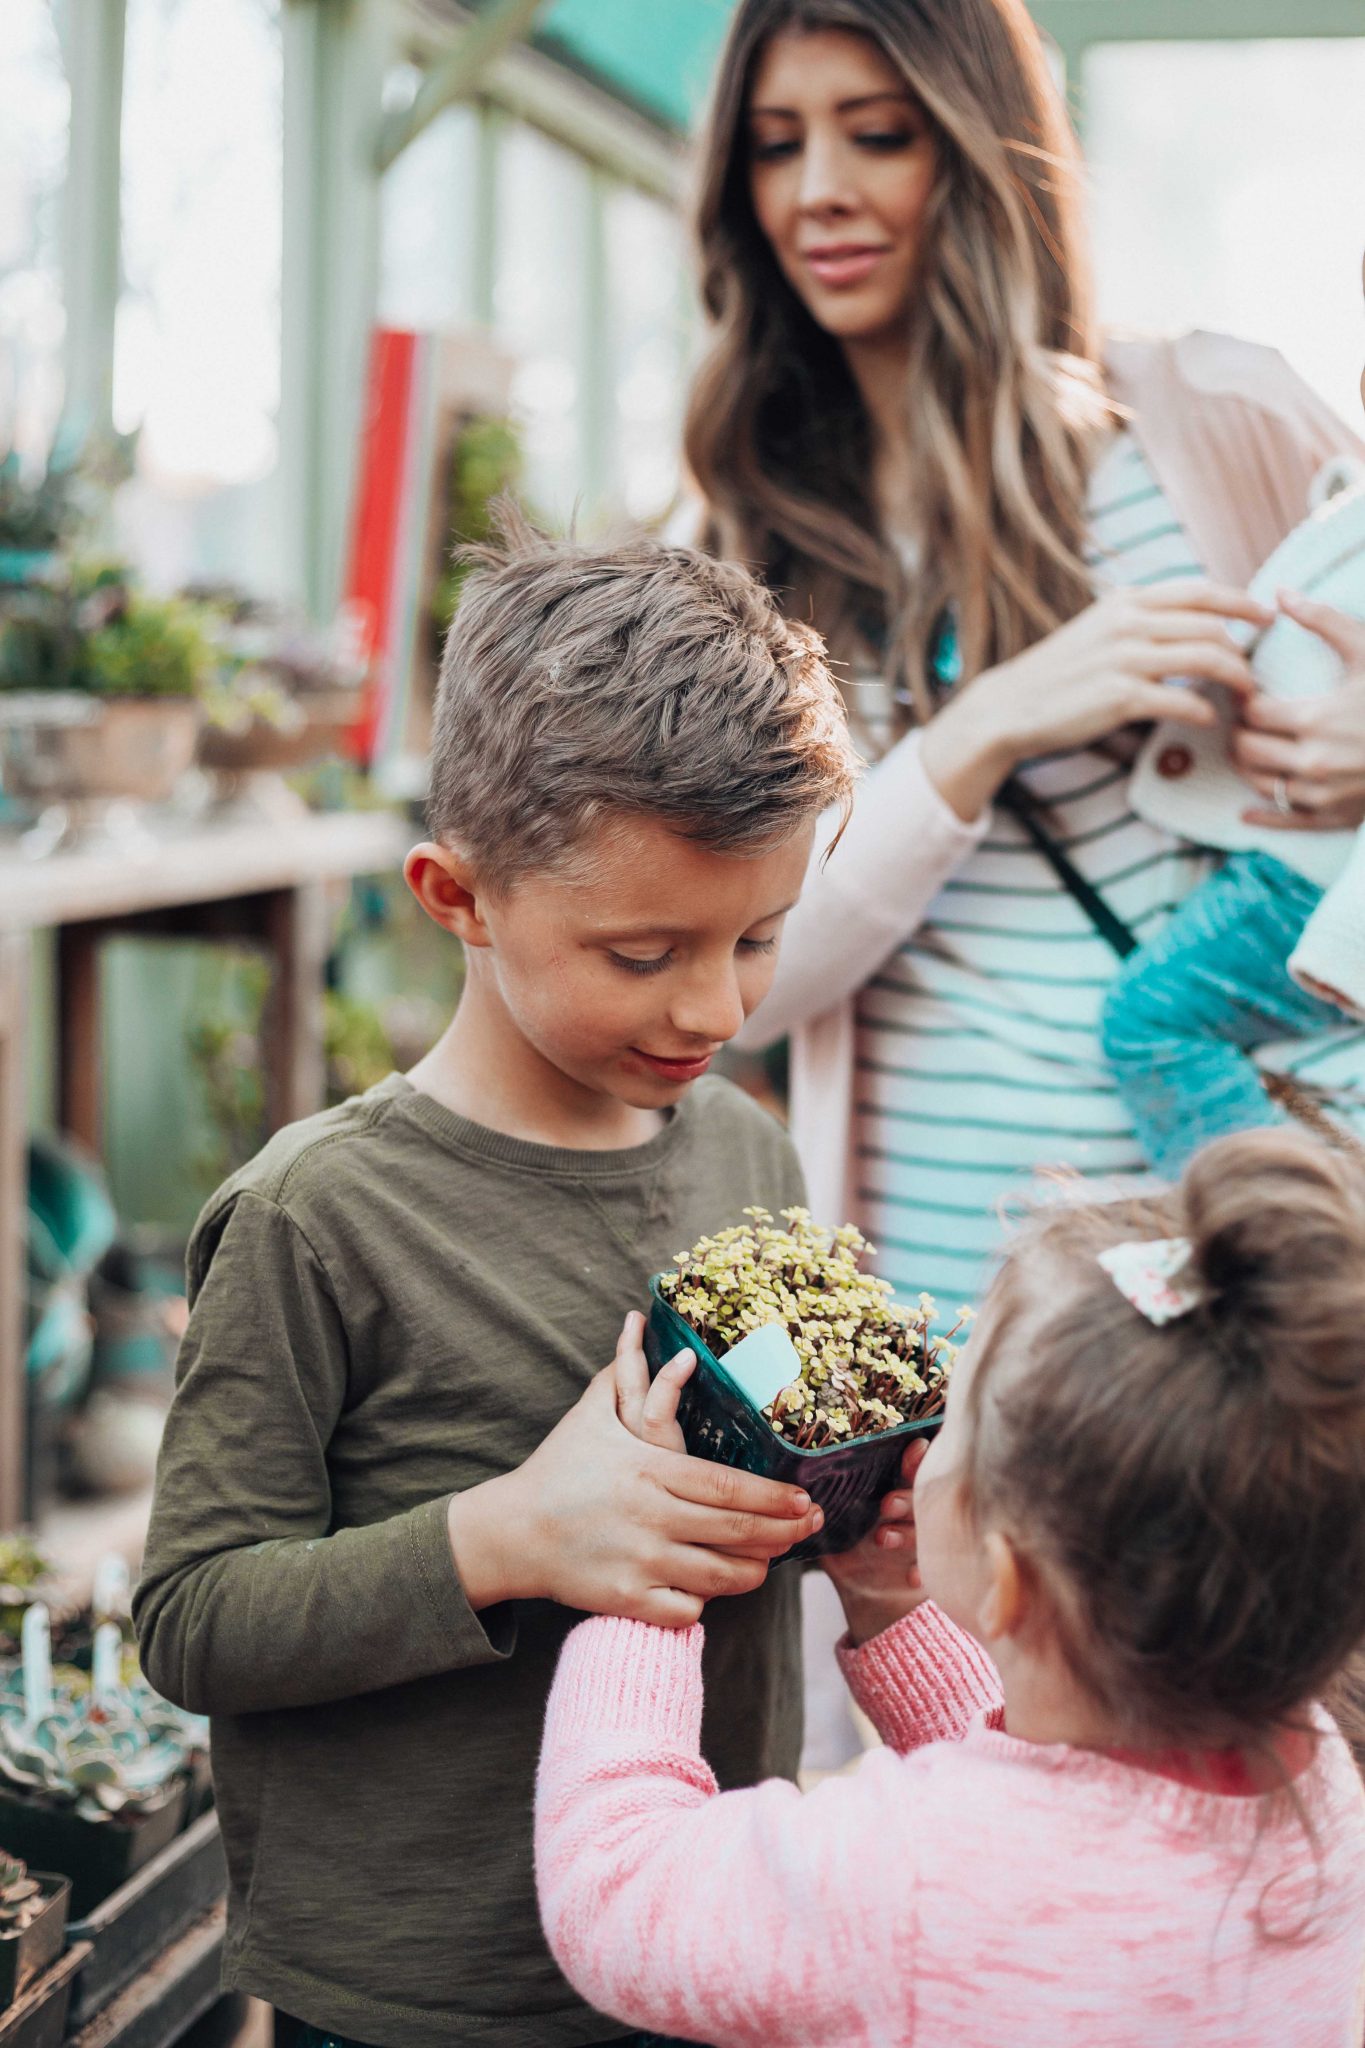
646,1278,943,1559
0,1780,190,1921
0,1878,69,2013
0,1944,88,2048
66,1811,226,2029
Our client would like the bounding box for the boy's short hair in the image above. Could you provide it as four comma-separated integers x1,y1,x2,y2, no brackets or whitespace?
427,500,856,889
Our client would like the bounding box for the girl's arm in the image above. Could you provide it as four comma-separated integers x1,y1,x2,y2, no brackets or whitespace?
837,1601,1003,1755
536,1616,913,2048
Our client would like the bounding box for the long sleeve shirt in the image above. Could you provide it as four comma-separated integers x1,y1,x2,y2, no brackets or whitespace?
135,1073,807,2048
536,1603,1365,2047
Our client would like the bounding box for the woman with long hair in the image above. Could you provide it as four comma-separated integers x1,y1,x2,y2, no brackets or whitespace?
688,0,1365,1318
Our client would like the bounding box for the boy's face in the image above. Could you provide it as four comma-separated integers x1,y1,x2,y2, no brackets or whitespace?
429,813,814,1112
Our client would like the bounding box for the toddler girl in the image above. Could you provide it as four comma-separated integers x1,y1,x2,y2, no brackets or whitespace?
536,1127,1365,2046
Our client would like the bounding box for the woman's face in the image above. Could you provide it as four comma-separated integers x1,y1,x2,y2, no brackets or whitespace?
746,26,939,347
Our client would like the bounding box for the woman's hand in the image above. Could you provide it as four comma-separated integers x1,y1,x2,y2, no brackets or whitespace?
919,579,1273,823
821,1439,931,1647
1232,591,1365,831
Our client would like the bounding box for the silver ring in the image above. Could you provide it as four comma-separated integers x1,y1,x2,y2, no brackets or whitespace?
1273,777,1295,816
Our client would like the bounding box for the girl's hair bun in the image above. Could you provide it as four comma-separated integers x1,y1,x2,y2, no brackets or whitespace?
975,1124,1365,1752
1181,1127,1365,1416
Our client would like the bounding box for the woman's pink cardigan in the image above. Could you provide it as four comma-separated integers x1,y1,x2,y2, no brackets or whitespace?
737,333,1365,1221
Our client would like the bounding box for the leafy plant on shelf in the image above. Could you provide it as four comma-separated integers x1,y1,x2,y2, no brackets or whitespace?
431,416,532,645
661,1207,972,1450
0,1850,45,1932
0,1674,204,1824
0,1541,54,1657
0,561,217,698
0,1542,85,1666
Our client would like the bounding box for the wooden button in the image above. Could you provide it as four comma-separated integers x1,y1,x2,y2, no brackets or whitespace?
1156,745,1193,779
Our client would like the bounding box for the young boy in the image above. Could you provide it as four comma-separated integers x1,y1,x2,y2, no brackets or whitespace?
134,509,856,2048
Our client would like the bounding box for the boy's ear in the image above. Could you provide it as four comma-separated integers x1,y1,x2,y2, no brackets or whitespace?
977,1529,1029,1643
404,842,494,949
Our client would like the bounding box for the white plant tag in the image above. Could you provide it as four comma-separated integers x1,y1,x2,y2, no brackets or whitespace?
21,1603,53,1725
92,1622,123,1705
93,1552,130,1622
720,1323,804,1414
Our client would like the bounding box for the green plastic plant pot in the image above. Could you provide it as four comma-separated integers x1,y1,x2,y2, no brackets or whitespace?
0,1783,189,1921
645,1278,943,1560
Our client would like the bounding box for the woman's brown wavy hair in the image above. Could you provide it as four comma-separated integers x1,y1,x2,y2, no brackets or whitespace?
685,0,1115,724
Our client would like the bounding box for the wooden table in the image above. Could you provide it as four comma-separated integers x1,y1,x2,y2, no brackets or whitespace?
0,809,413,1528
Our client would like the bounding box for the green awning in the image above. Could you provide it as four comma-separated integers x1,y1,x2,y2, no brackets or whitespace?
535,0,736,131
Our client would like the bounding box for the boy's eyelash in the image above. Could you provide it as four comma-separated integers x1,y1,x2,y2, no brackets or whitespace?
607,937,776,975
608,950,674,977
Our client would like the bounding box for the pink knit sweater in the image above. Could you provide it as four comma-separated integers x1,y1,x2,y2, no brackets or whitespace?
536,1604,1365,2046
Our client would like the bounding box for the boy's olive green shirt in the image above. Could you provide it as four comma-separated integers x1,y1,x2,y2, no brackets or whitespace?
135,1074,806,2048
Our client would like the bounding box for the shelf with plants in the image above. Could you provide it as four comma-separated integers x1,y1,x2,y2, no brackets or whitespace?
0,443,369,849
0,1549,209,1920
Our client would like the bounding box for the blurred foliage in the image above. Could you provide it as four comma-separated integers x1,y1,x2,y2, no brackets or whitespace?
185,955,271,1190
0,429,134,558
184,877,465,1194
431,415,530,643
0,560,217,698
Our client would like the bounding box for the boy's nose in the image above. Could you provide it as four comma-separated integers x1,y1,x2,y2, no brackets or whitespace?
669,968,746,1048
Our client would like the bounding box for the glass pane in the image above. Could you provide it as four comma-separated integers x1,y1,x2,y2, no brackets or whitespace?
379,94,481,332
492,120,588,525
0,0,68,462
1083,39,1365,427
604,185,686,522
115,0,283,589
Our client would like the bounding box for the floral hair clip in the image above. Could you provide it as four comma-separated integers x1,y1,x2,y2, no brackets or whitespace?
1097,1236,1205,1326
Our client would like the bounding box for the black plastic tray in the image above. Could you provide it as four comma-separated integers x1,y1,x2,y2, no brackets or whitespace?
645,1279,943,1558
66,1812,226,2030
0,1783,190,1921
0,1878,69,2013
0,1944,88,2048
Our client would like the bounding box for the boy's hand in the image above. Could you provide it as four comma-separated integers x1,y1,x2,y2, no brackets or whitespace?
611,1310,692,1453
610,1313,817,1564
447,1321,823,1627
821,1439,931,1647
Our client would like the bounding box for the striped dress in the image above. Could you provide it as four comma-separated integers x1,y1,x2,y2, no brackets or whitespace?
852,430,1365,1310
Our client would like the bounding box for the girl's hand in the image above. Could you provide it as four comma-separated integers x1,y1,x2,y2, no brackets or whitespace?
1232,591,1365,831
821,1439,931,1647
920,579,1272,822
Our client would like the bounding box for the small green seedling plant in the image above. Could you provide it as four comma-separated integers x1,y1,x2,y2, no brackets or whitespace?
660,1207,972,1450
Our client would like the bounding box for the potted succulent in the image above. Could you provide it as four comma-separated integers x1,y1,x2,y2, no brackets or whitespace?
0,1851,69,2014
648,1208,970,1558
189,585,364,787
0,563,211,818
0,1672,202,1916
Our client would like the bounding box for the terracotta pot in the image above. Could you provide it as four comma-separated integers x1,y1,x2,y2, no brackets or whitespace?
197,688,357,774
0,698,201,805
